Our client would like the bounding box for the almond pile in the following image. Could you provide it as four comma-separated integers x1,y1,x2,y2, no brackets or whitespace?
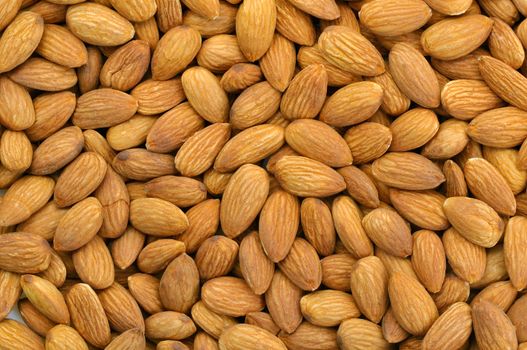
1,0,527,349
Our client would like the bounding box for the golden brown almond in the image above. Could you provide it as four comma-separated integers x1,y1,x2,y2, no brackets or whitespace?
73,88,138,129
144,176,206,208
66,2,134,46
376,29,424,55
159,253,199,313
215,124,284,172
197,34,247,72
468,106,527,148
0,76,35,131
109,0,156,21
113,148,175,181
432,274,470,313
278,238,322,291
105,328,145,350
422,302,472,350
286,0,339,20
280,64,328,120
389,43,440,108
137,239,185,274
382,307,409,344
318,25,385,76
421,119,469,159
220,164,269,238
128,273,163,315
37,249,66,288
191,301,237,339
362,207,413,258
350,256,388,323
110,227,145,270
129,197,188,236
0,130,31,173
45,324,88,350
479,55,527,111
504,216,527,291
181,66,229,123
97,282,144,332
54,152,107,207
411,230,446,293
443,160,468,197
265,270,303,333
145,311,196,341
134,17,159,50
321,255,355,293
389,272,439,335
77,46,102,94
389,189,448,230
389,108,439,152
368,69,411,116
285,119,352,167
359,0,432,36
300,290,360,327
0,176,55,226
178,199,220,253
443,196,504,248
155,0,182,32
488,17,524,69
507,294,527,342
421,15,493,60
95,167,129,239
36,24,87,68
54,197,103,252
100,40,150,91
431,48,488,80
245,312,280,335
266,145,299,173
423,0,471,14
472,300,518,350
442,227,486,283
219,324,287,350
106,114,156,151
259,190,299,262
464,157,517,215
274,156,345,197
8,57,77,91
471,280,518,311
332,195,373,259
236,0,275,60
66,283,111,348
17,201,65,241
229,81,281,129
337,318,391,350
441,79,503,120
72,236,115,289
20,274,69,324
131,79,185,116
0,270,21,321
26,91,75,141
220,63,263,93
30,126,84,175
320,81,383,127
239,231,274,295
372,151,445,190
470,244,508,289
483,147,526,194
479,0,518,24
300,198,336,256
0,11,43,74
0,319,44,350
279,322,337,350
274,0,315,45
0,0,22,31
297,44,360,87
181,0,219,19
183,1,237,37
344,122,392,164
18,299,54,337
259,34,295,92
375,248,418,280
201,276,265,317
195,236,238,280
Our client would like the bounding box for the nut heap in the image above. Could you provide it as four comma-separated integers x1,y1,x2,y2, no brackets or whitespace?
1,0,527,349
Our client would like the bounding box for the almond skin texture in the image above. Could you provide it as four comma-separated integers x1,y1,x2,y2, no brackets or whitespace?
277,238,322,291
130,198,189,237
66,3,134,46
36,24,87,68
318,25,384,77
229,81,281,129
131,78,185,116
389,43,440,108
72,235,115,290
280,64,328,120
265,270,303,333
339,166,380,208
0,319,44,350
390,108,439,152
422,302,472,350
219,324,287,350
285,119,352,167
240,231,275,295
220,164,269,238
20,274,69,325
464,158,516,216
274,156,346,197
421,15,493,60
100,40,150,91
441,79,503,120
362,208,413,258
301,198,336,256
152,25,202,80
0,11,44,74
344,122,392,164
389,189,449,230
359,0,432,36
443,197,504,248
473,300,518,350
235,0,276,61
337,319,391,350
159,253,200,314
389,272,439,336
372,152,445,190
411,230,446,293
443,227,486,284
468,106,527,148
504,216,527,291
45,325,89,350
350,256,388,323
0,76,35,131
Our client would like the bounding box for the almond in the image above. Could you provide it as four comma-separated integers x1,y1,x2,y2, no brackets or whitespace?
274,0,316,46
66,2,134,46
441,79,503,120
300,290,359,327
344,122,392,164
337,319,391,350
368,69,411,116
128,273,164,315
478,0,518,25
504,216,527,291
72,235,114,289
36,24,87,68
411,230,446,293
468,106,527,148
183,1,237,37
45,324,88,350
191,301,236,339
229,81,281,129
97,282,144,332
489,17,524,69
443,196,504,248
278,238,322,291
422,302,472,350
471,280,518,311
219,324,287,350
421,15,493,60
195,236,238,280
220,164,269,238
105,328,145,350
112,149,176,181
235,0,275,61
26,91,75,141
318,25,385,76
220,63,263,93
144,176,206,208
145,311,196,341
131,78,185,116
18,299,54,338
130,198,188,236
259,34,295,92
109,0,157,22
507,294,527,342
483,147,526,195
239,231,275,295
0,319,44,350
77,46,102,94
472,300,518,350
265,270,303,333
178,199,220,253
8,57,77,91
159,254,200,313
389,108,439,152
100,40,150,91
300,198,336,256
390,189,448,230
382,307,409,344
0,0,22,31
110,227,144,270
20,274,69,324
245,312,280,335
442,227,486,283
432,274,470,313
0,76,35,131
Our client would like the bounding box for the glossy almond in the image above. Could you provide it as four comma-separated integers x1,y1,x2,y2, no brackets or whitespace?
350,256,388,323
468,106,527,148
235,0,276,61
344,122,392,164
422,302,472,350
411,230,446,293
0,76,35,131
